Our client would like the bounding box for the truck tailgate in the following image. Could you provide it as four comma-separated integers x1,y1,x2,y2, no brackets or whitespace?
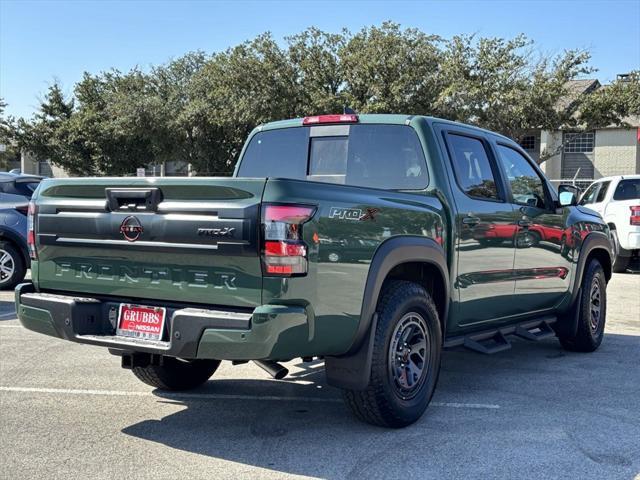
33,178,266,308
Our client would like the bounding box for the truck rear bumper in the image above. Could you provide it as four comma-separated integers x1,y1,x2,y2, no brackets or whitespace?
623,232,640,251
15,283,309,361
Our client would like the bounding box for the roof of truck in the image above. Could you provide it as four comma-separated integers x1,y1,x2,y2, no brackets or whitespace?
258,114,513,142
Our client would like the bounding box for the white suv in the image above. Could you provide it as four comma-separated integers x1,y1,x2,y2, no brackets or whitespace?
580,175,640,272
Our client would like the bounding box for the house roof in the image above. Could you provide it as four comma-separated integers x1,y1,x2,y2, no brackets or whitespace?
557,79,601,111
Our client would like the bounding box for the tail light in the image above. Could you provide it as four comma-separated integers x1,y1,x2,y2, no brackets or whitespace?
631,206,640,226
15,204,29,215
261,204,315,276
302,114,358,125
27,201,37,260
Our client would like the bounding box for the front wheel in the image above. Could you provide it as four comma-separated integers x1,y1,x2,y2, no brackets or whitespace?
343,281,442,428
132,357,220,390
558,259,607,352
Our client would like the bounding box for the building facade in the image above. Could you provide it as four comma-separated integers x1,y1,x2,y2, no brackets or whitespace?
523,125,640,187
519,76,640,187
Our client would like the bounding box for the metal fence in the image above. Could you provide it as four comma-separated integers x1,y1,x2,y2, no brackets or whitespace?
548,179,594,192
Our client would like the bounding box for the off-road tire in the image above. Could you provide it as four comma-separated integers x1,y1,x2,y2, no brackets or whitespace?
559,259,607,352
132,357,221,390
610,230,629,273
0,241,26,290
343,280,442,428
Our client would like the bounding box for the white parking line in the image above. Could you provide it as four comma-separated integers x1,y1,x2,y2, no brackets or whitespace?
432,401,500,409
0,386,500,409
0,325,21,328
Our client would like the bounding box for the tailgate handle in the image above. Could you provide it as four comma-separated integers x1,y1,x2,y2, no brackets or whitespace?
106,188,162,212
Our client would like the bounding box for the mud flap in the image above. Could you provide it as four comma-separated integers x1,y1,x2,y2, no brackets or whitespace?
324,314,378,391
553,287,581,339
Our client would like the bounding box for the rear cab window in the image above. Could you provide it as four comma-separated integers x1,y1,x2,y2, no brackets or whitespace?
237,124,428,190
613,179,640,201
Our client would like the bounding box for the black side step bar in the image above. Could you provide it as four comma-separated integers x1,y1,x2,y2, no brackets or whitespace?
515,320,556,341
444,316,557,354
464,331,511,354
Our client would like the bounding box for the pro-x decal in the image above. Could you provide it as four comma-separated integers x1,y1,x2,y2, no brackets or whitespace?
329,207,379,221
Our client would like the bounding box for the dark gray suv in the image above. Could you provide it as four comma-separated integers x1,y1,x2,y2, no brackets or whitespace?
0,173,43,289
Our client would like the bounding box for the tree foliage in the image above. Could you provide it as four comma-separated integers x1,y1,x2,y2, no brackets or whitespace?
6,23,639,176
0,98,22,170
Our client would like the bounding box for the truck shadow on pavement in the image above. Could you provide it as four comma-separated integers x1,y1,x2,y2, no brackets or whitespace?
121,334,640,479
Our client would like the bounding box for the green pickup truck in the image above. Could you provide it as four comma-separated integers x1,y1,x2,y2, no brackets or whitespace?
16,114,613,427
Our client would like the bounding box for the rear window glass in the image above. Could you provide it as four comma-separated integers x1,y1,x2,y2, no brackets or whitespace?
236,127,309,179
613,179,640,201
237,124,428,190
0,180,40,198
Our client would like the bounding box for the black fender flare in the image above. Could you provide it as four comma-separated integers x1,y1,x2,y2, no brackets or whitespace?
325,236,449,391
0,226,30,268
555,231,612,338
569,232,612,304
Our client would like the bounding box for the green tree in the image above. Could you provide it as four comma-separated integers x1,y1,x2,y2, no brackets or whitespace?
0,98,22,170
12,83,77,171
435,34,594,141
578,71,640,128
188,33,299,174
11,23,639,176
339,22,442,114
286,27,347,115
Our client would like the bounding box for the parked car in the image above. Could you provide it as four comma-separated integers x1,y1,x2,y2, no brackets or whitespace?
0,172,43,203
16,114,612,428
0,204,30,289
0,173,43,289
579,175,640,272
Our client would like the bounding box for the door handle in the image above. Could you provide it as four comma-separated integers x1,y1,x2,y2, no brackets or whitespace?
462,216,481,226
518,219,532,227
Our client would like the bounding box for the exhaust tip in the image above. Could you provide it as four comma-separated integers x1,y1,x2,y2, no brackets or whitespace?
253,360,289,379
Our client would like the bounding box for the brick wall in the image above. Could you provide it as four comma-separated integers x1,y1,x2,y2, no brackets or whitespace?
594,128,639,177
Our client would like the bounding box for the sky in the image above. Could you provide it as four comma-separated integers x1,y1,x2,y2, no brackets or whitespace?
1,0,639,119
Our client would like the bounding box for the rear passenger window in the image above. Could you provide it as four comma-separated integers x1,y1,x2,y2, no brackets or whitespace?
447,134,499,200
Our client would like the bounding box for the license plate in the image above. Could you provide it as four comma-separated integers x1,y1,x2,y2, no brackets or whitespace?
116,304,166,341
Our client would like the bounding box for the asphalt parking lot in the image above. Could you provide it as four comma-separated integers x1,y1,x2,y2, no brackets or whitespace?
1,274,639,480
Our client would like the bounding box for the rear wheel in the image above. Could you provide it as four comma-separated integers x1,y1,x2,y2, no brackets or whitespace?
132,357,220,390
558,259,607,352
343,281,442,428
0,242,26,290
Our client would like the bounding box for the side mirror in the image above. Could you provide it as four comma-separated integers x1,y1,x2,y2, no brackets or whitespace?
558,184,579,207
